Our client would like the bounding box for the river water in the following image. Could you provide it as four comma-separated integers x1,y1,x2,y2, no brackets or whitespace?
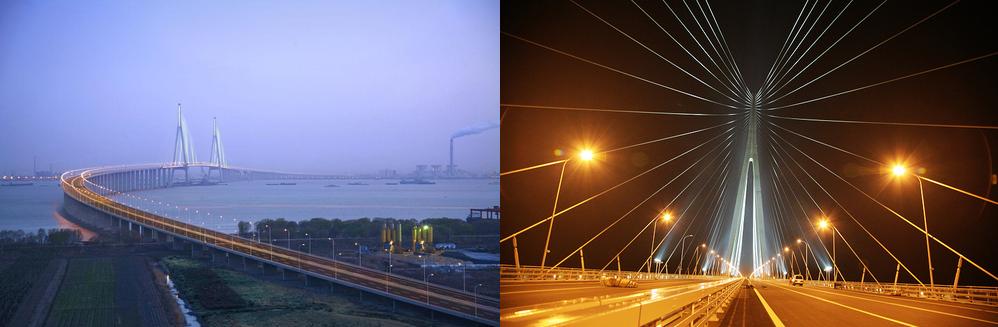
0,179,497,234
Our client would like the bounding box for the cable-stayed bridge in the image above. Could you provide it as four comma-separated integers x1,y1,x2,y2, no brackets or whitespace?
59,105,499,325
500,1,997,325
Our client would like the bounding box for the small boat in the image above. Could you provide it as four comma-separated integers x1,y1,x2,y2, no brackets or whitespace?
399,179,435,185
385,182,399,185
347,182,368,186
266,182,297,186
324,184,339,188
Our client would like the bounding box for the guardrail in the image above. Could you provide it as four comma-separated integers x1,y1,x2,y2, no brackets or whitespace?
501,277,743,326
61,166,501,325
764,277,998,307
500,264,728,281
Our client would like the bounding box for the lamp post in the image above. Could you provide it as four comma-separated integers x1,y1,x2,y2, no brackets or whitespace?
458,262,466,291
329,237,338,279
891,163,934,290
817,218,836,284
797,238,812,280
541,149,595,270
305,232,311,254
654,258,662,276
355,242,362,266
693,244,706,275
474,284,484,317
266,225,273,261
650,212,671,273
678,234,692,274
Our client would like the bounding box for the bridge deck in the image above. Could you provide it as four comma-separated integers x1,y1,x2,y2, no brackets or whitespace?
747,279,998,326
61,170,498,325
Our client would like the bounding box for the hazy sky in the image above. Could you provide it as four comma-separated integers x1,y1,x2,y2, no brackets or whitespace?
0,1,498,175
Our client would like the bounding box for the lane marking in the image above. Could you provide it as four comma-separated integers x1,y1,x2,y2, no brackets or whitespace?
753,288,786,327
831,287,998,315
800,284,998,325
764,282,916,326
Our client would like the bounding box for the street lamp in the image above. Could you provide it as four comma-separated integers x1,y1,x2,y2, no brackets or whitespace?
541,147,597,270
817,217,836,284
654,258,662,275
649,211,672,273
889,162,935,290
891,164,907,177
474,284,484,317
305,232,311,254
355,242,362,266
796,238,813,280
679,234,693,274
458,262,466,291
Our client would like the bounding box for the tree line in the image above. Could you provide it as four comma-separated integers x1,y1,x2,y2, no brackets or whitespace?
0,228,83,245
237,217,498,243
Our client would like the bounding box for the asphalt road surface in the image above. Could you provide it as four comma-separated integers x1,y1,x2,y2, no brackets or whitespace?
725,279,998,326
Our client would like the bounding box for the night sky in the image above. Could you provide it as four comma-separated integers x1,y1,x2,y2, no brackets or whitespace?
0,1,499,175
501,0,997,285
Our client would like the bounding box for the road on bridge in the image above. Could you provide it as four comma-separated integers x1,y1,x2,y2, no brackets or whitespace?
63,173,500,324
721,279,998,326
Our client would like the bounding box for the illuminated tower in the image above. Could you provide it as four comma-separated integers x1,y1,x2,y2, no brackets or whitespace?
727,92,769,275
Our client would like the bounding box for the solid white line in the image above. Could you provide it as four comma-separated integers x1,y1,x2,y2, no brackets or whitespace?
753,287,787,327
765,281,916,326
802,284,998,324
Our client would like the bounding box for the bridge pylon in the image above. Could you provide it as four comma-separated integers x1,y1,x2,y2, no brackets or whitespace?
208,117,227,182
172,103,196,185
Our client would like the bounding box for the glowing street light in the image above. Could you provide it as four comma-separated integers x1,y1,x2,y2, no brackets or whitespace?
891,164,907,177
649,210,673,273
817,218,830,230
888,163,936,289
541,146,598,270
816,217,836,284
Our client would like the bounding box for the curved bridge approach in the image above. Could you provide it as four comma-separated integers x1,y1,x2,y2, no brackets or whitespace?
60,163,500,325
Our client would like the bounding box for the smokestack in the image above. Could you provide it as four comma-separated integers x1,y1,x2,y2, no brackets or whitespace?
449,138,454,175
33,156,37,175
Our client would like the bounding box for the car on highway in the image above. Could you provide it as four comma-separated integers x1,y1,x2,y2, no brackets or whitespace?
790,274,805,286
600,275,638,288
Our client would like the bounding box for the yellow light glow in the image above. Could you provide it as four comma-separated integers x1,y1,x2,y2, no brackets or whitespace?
796,238,802,244
784,246,789,252
579,149,595,161
891,164,907,177
661,212,672,222
817,219,830,230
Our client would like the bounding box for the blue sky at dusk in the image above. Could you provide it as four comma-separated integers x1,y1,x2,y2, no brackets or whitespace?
0,1,498,174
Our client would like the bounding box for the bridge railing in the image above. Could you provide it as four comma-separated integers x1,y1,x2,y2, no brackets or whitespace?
799,279,998,306
62,167,501,324
501,277,743,326
499,264,727,281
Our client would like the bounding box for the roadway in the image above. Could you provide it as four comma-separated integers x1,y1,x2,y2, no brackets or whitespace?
501,278,708,308
62,172,500,324
740,279,998,326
